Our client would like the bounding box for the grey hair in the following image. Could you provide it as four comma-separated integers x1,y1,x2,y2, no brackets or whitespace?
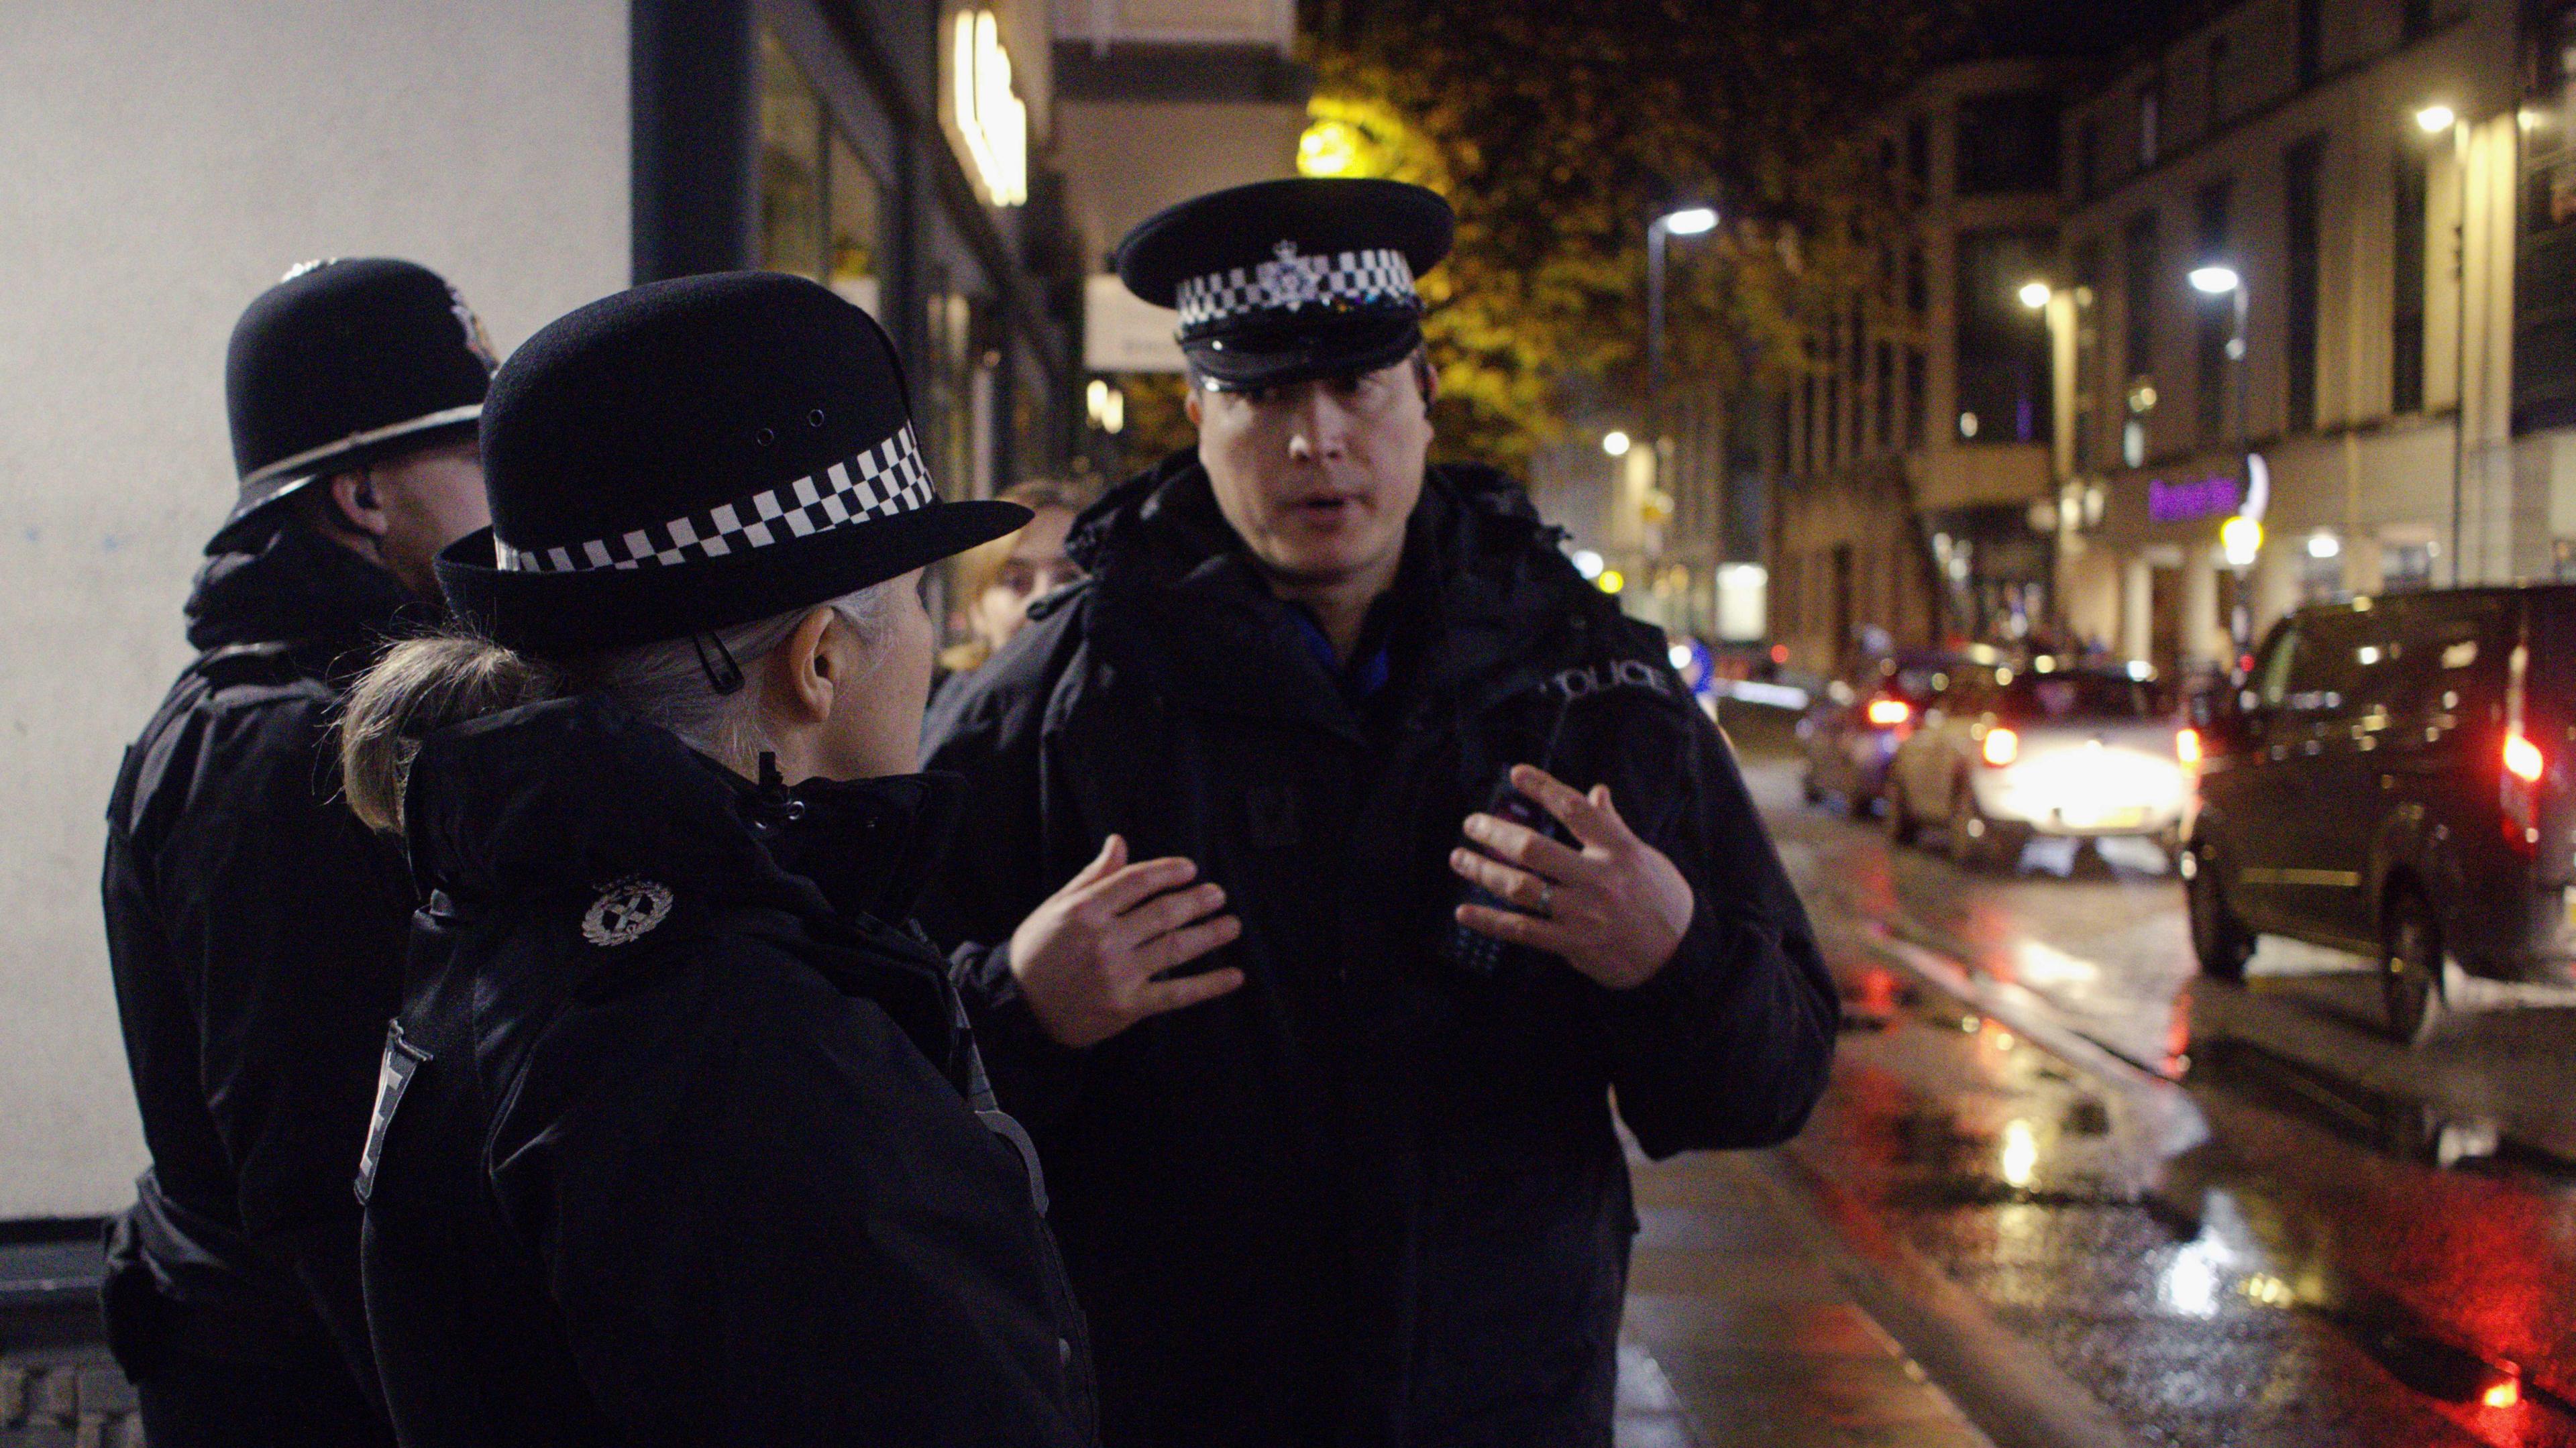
562,582,900,774
340,579,906,834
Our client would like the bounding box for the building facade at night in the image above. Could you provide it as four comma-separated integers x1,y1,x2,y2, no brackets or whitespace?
1769,55,2082,671
2051,0,2528,674
1768,0,2576,680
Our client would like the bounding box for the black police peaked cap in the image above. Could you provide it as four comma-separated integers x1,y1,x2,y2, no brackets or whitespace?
1115,177,1454,390
219,258,496,546
436,272,1027,656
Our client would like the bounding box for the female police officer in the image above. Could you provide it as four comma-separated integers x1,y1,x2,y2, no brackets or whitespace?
333,272,1241,1445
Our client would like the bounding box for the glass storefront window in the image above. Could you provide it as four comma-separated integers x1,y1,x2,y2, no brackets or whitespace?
924,282,979,497
760,30,882,317
759,32,825,278
828,135,879,313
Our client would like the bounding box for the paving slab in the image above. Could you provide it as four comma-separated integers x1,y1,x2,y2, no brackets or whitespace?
1619,1150,1996,1448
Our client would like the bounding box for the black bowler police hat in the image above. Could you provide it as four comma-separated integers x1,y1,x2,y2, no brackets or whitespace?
1115,177,1454,390
436,272,1028,656
218,258,496,545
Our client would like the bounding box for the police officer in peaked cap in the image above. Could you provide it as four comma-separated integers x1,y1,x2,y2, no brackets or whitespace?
337,272,1244,1445
100,258,494,1446
919,177,1839,1446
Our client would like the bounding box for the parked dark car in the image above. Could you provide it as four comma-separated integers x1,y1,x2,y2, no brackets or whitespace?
2183,585,2576,1042
1799,651,1994,817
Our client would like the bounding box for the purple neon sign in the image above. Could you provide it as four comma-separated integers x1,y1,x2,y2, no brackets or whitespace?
2147,476,2241,524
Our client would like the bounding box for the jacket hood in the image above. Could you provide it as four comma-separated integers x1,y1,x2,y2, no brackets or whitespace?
404,691,963,938
184,513,427,664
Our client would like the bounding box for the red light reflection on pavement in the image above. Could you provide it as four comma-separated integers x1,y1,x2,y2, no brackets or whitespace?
1851,966,1901,1023
2186,1089,2576,1433
2164,983,2193,1078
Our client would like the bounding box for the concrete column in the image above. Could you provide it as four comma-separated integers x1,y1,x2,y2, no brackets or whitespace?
2121,557,2152,663
2252,543,2299,638
630,0,755,283
2349,534,2386,596
2183,553,2222,668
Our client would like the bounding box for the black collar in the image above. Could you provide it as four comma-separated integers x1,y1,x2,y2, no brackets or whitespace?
406,692,964,936
184,516,431,678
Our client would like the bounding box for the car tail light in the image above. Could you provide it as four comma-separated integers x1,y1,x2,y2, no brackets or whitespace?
1982,727,2019,767
1865,698,1911,728
2176,728,2202,767
2502,640,2543,852
2506,731,2544,785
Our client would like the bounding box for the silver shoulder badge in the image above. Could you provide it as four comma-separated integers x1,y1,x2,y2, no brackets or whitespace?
582,877,674,947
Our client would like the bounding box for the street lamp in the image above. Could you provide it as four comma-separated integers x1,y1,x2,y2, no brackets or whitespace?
2020,278,2075,641
1602,429,1632,457
2192,264,2257,645
2415,100,2471,584
1662,206,1719,236
1646,205,1720,429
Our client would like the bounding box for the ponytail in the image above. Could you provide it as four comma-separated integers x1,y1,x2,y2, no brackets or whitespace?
339,632,564,835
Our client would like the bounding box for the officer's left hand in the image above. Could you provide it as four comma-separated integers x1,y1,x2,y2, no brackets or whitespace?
1450,764,1695,990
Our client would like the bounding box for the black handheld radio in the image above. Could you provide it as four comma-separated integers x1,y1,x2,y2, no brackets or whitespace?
1442,682,1578,979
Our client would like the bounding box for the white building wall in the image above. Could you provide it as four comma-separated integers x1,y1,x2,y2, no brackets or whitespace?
0,0,631,1218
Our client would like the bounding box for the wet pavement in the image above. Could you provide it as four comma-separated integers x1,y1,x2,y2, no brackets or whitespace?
1619,1149,1996,1448
1746,730,2576,1448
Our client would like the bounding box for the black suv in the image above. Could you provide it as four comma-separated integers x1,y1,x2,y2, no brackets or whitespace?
2184,585,2576,1041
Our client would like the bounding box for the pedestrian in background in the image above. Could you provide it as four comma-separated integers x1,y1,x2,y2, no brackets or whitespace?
942,479,1093,673
928,478,1091,734
99,258,495,1447
337,272,1237,1446
920,178,1839,1447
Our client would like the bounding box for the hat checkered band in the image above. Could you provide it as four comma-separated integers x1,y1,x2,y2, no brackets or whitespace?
1173,243,1416,330
494,424,936,575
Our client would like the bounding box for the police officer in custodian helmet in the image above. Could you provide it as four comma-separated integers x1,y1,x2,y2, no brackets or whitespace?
335,273,1250,1445
920,178,1839,1446
101,258,493,1447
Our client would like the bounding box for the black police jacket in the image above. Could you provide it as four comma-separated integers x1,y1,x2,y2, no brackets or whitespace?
918,454,1838,1448
101,518,423,1402
360,693,1097,1447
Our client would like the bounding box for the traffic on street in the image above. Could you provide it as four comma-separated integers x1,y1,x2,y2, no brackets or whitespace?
1728,696,2576,1448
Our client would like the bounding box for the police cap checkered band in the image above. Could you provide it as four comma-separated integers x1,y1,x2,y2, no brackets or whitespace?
1173,244,1417,335
494,423,934,574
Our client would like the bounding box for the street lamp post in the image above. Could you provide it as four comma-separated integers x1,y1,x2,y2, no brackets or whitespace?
1646,205,1719,410
2417,103,2471,586
2019,280,2074,644
2191,264,2254,650
1644,205,1717,632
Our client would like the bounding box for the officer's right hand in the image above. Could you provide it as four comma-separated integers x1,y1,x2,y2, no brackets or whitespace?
1008,835,1244,1048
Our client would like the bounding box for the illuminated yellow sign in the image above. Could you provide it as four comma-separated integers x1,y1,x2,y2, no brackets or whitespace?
1297,120,1361,177
2220,514,2263,567
952,9,1026,207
